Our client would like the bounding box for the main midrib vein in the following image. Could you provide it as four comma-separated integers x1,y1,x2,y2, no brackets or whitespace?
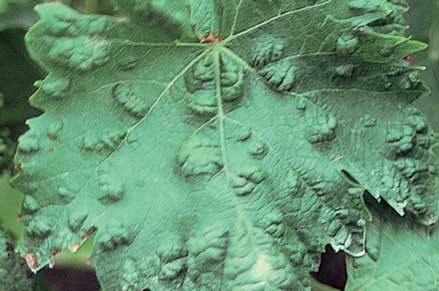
214,50,229,176
213,48,255,238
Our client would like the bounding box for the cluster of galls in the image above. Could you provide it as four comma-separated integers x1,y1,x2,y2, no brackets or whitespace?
38,6,111,72
177,121,268,197
251,36,300,93
184,53,245,116
383,108,438,222
112,82,151,119
81,130,127,154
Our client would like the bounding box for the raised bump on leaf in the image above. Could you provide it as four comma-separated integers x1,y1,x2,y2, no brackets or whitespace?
337,34,360,56
112,83,151,119
156,240,188,281
97,223,135,251
252,35,285,68
177,122,223,178
223,220,303,290
81,130,127,153
58,186,76,204
17,131,40,154
47,121,64,140
184,52,245,116
306,114,338,144
22,195,40,214
186,226,228,284
30,4,111,71
35,76,72,99
259,60,297,92
97,173,125,204
27,219,52,239
68,211,88,233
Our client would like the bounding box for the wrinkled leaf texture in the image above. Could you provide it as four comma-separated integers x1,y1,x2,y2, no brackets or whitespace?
13,0,439,290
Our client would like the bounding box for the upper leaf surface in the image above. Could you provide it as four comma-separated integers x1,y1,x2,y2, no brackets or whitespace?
13,0,438,290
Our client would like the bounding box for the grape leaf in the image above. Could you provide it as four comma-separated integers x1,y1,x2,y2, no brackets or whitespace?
0,227,36,291
346,201,439,291
12,1,439,290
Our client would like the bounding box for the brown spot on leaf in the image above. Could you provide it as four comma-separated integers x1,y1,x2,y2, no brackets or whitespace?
15,162,22,170
201,32,221,43
24,253,38,270
82,227,96,240
69,242,81,252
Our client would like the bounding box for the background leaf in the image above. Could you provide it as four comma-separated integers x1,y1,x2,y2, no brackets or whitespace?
0,0,38,31
409,0,439,130
0,0,43,175
0,226,37,291
346,196,439,291
311,277,342,291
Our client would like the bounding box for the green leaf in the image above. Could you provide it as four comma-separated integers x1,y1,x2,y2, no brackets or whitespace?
12,1,438,290
354,0,408,35
0,227,36,291
0,174,25,237
115,0,192,38
346,202,439,291
409,0,439,131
